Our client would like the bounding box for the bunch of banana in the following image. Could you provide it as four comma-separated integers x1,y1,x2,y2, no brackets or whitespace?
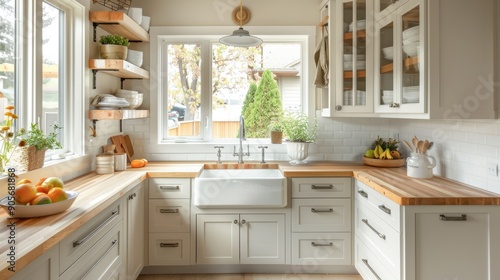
365,136,402,160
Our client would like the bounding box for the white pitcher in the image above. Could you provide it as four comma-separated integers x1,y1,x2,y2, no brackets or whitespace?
406,152,436,179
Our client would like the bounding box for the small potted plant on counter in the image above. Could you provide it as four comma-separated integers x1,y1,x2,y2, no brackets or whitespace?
282,111,317,165
268,121,284,144
99,34,130,60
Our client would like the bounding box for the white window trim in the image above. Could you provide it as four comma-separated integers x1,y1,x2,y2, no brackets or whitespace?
148,26,316,154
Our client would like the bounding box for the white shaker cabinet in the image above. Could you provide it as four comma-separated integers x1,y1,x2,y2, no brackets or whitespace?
9,245,59,280
355,179,500,280
124,182,145,280
196,214,286,265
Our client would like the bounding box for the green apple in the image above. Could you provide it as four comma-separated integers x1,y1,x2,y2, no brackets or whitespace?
364,149,375,158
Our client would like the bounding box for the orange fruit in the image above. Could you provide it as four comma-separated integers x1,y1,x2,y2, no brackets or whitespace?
47,187,68,203
16,178,32,186
35,177,47,187
30,193,52,205
15,183,37,204
36,184,50,194
131,159,145,168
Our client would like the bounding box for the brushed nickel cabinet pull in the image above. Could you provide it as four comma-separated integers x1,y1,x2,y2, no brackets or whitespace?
159,185,180,190
311,242,333,247
362,259,382,280
311,184,334,190
233,219,238,224
311,208,333,213
80,239,118,280
160,208,179,214
73,210,119,247
160,242,179,248
357,190,368,198
378,204,392,215
241,219,246,224
362,219,386,240
439,214,467,221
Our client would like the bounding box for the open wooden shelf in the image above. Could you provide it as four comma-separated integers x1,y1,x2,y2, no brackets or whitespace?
89,59,149,79
380,56,419,74
90,11,149,42
89,109,150,120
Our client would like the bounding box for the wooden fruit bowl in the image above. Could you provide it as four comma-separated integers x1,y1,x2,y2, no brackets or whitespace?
363,156,406,168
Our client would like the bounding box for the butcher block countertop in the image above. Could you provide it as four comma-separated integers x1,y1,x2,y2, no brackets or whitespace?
1,161,499,277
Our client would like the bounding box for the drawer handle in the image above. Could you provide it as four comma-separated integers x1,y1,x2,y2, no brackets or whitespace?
362,219,386,240
357,190,368,198
311,208,333,213
160,242,179,248
80,239,118,280
311,242,333,247
160,208,179,214
378,204,392,215
362,259,382,280
311,184,333,190
159,185,180,190
439,214,467,221
73,210,119,248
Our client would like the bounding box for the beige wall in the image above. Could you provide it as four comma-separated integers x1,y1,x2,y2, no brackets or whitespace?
130,0,320,27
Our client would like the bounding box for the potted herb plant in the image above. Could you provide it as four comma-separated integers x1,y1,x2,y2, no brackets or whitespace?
282,111,317,165
99,34,130,60
268,121,284,144
11,123,62,171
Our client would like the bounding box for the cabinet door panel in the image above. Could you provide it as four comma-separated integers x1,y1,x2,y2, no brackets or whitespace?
240,214,285,265
10,244,59,280
415,212,489,280
196,214,239,264
126,184,145,279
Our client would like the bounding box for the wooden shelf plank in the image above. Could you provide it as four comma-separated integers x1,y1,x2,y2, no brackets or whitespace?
90,11,149,42
380,56,419,74
89,109,150,120
344,70,366,79
89,59,150,79
344,30,366,40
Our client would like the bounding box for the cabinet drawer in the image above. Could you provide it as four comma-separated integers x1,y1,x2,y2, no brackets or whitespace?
149,199,190,232
60,221,122,280
292,232,352,265
292,199,351,232
149,233,190,265
355,202,400,277
355,236,398,280
149,178,191,199
292,178,352,198
355,180,401,232
59,200,122,274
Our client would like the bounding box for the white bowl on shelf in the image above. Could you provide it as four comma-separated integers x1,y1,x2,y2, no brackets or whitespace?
115,90,143,109
403,43,419,57
403,25,419,39
349,19,366,31
382,90,394,96
403,34,420,45
382,46,393,60
126,50,143,67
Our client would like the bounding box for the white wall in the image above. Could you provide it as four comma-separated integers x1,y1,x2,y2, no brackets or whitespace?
113,0,500,195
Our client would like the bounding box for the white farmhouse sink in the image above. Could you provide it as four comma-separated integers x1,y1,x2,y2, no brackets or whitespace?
193,169,287,208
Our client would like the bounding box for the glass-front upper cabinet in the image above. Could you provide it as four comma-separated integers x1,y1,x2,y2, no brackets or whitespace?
334,0,374,115
375,0,424,114
376,0,411,21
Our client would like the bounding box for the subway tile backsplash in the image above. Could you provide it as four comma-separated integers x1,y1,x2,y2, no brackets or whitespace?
125,115,500,195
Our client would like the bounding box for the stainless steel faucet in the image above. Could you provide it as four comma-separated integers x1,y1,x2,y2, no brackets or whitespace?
234,115,250,163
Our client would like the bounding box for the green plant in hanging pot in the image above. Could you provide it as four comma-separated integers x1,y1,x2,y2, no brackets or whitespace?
281,111,317,165
11,123,62,171
99,34,130,60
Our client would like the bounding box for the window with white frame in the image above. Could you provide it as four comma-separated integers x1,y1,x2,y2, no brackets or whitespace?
0,0,85,159
152,27,314,143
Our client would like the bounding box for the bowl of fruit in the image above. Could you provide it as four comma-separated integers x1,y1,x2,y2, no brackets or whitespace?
0,177,78,218
363,137,406,168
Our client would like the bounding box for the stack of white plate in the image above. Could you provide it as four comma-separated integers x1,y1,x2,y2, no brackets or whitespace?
402,86,419,103
348,19,366,32
402,26,420,57
356,90,366,106
343,90,353,106
381,90,394,105
96,153,114,174
93,95,130,109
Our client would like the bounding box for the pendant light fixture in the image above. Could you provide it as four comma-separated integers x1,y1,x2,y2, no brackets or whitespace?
219,0,263,47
